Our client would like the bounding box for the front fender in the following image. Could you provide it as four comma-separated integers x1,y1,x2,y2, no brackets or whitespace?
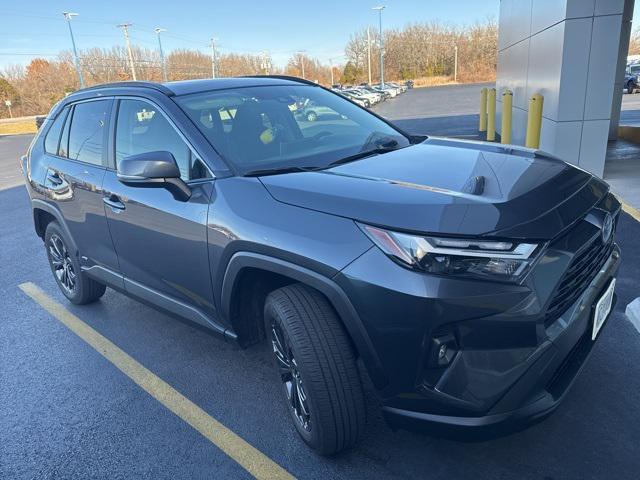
220,251,388,389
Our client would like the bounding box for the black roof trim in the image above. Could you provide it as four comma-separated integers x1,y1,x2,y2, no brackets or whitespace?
242,75,319,86
73,81,175,96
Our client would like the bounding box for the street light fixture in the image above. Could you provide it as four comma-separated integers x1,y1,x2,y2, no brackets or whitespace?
372,6,385,87
155,28,168,82
62,12,85,88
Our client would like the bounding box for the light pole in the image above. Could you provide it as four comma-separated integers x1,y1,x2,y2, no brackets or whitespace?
367,27,372,85
117,23,137,80
63,12,85,88
297,50,306,79
454,44,458,82
210,38,217,79
155,28,168,82
372,6,385,87
328,58,334,86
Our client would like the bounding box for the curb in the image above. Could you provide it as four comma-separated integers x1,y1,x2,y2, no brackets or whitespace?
619,197,640,223
626,298,640,334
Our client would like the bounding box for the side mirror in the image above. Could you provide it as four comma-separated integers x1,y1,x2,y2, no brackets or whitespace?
117,151,191,201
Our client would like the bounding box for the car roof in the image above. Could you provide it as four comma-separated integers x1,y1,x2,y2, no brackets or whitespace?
69,75,317,99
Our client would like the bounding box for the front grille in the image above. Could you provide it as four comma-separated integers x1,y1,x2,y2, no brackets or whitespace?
544,232,615,328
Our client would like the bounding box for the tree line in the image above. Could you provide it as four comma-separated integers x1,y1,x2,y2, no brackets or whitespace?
1,19,497,118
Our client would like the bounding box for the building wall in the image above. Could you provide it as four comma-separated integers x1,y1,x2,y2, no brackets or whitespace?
496,0,634,177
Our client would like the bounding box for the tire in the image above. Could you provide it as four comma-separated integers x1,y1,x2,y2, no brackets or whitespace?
264,284,366,455
44,222,106,305
306,111,318,122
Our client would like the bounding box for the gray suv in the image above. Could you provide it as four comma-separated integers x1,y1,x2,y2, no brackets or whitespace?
22,76,620,454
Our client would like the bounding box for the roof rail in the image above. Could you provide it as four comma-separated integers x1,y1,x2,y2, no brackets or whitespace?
73,81,175,96
242,75,319,86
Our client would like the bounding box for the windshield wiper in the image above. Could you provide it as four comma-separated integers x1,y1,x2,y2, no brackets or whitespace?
324,140,400,169
243,165,321,177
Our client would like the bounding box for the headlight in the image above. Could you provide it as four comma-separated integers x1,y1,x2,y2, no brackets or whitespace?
359,224,540,282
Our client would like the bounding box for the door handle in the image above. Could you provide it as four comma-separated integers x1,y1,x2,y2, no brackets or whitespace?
46,172,63,185
103,194,125,211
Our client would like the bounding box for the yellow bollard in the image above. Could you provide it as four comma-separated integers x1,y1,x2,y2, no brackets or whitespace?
501,90,513,145
525,94,544,149
479,88,487,132
487,88,496,141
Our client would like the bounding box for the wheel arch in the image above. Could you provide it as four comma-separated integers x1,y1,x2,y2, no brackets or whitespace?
31,199,78,255
221,252,388,389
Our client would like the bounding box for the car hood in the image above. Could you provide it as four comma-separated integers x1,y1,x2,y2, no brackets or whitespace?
259,138,609,240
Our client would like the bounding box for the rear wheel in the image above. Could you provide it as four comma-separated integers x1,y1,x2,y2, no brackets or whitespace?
306,111,318,122
45,222,106,305
264,284,366,455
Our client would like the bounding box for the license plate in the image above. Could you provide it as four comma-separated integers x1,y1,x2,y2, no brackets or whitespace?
592,279,615,340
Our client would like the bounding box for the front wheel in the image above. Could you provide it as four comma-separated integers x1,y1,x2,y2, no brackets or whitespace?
306,111,318,122
45,222,106,305
264,284,366,455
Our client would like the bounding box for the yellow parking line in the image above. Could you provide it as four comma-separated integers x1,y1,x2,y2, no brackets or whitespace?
619,198,640,223
18,282,295,480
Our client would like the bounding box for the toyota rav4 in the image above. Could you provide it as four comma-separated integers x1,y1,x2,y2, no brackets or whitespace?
22,76,620,454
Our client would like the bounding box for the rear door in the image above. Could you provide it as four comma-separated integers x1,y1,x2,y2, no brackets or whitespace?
44,98,120,279
101,97,217,321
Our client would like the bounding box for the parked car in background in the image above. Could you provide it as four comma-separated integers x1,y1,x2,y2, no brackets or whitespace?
343,88,382,105
295,98,341,121
360,85,389,100
373,84,398,98
339,90,370,108
23,76,621,456
625,62,640,93
386,82,407,93
625,72,638,94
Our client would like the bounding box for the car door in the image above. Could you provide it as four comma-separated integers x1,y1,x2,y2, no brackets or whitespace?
101,97,218,325
44,98,120,279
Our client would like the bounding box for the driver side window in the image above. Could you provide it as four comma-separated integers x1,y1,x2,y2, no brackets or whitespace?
115,99,210,181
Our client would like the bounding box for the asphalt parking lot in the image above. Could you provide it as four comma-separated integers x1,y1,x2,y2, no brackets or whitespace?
2,86,640,479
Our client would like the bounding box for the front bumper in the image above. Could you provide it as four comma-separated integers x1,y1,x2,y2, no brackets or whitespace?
336,231,621,434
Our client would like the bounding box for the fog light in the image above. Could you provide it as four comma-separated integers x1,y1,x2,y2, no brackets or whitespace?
429,333,457,368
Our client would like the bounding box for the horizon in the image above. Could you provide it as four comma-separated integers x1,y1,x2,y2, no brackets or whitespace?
0,1,501,70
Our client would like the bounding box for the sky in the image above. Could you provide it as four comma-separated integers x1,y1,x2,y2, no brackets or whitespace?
0,0,501,69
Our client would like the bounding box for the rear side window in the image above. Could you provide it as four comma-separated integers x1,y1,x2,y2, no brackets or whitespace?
44,107,68,155
67,100,110,166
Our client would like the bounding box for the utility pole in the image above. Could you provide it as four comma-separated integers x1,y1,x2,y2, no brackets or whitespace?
210,38,216,79
297,51,306,79
367,27,372,85
261,51,271,75
328,58,334,86
63,12,85,88
372,6,385,87
117,23,137,80
155,28,168,82
454,44,458,82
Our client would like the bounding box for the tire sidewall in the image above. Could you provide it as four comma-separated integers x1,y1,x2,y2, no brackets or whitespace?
44,222,83,303
264,300,324,448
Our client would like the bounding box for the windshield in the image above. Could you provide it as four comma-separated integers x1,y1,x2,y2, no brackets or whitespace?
175,84,410,175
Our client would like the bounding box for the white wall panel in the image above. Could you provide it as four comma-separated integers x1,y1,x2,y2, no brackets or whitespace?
566,0,596,18
579,120,611,176
595,0,625,16
539,118,582,164
531,0,568,35
556,18,592,121
584,15,622,120
526,21,573,121
496,38,531,110
499,0,533,51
